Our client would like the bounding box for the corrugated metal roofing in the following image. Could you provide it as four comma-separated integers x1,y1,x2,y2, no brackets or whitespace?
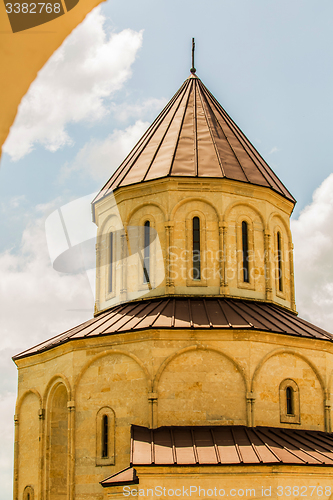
100,467,139,487
93,74,295,206
13,298,333,360
131,425,333,466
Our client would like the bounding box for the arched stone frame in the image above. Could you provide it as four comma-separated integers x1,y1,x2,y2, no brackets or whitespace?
96,406,115,466
97,214,122,304
44,376,72,500
152,344,250,427
135,214,157,291
126,203,166,294
22,485,34,500
251,348,327,430
268,211,295,308
14,390,42,500
74,350,152,451
185,209,207,286
235,214,256,290
273,224,286,299
170,197,220,290
125,201,167,228
223,201,265,292
279,379,300,424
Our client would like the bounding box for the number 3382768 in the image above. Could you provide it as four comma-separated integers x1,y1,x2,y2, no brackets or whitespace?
5,3,61,13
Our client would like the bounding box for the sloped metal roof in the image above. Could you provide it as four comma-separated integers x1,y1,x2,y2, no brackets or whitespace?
131,425,333,466
13,298,333,360
93,73,295,205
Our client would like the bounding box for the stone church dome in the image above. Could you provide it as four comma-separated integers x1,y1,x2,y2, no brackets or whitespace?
12,64,333,500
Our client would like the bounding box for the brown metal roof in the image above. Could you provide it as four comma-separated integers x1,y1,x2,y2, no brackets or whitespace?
100,467,139,487
13,298,333,360
131,425,333,466
93,73,295,206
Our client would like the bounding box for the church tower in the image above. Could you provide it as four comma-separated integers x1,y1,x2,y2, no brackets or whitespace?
13,60,333,500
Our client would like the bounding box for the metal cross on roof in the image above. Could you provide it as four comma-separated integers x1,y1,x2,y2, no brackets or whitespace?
190,37,196,74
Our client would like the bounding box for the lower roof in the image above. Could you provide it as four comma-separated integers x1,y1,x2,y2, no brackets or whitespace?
131,425,333,466
13,297,333,360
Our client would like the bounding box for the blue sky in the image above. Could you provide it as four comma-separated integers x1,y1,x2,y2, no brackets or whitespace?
1,0,333,497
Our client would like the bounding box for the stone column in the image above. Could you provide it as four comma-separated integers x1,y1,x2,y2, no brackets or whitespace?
67,401,75,500
13,414,19,500
165,222,175,293
246,392,255,427
94,238,101,314
325,399,331,433
120,231,127,302
264,230,273,301
289,242,296,311
38,409,45,500
219,222,228,294
148,392,158,429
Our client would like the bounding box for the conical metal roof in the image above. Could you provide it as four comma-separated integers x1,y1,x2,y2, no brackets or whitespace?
94,73,295,204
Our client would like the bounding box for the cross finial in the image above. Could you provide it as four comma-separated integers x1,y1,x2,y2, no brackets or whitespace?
190,38,196,74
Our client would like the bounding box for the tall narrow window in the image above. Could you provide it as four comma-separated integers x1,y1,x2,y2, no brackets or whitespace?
277,231,283,292
143,221,150,283
242,221,249,283
286,387,293,415
108,232,113,293
102,415,108,458
193,217,201,280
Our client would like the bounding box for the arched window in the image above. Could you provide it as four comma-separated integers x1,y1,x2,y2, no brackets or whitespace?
286,386,293,415
279,379,300,424
96,407,115,465
277,231,283,292
143,221,150,283
242,221,249,283
108,232,113,293
102,414,108,458
192,217,201,280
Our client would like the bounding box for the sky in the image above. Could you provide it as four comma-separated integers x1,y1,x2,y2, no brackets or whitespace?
2,0,333,496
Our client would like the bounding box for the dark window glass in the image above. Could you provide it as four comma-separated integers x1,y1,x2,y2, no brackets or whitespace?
143,221,150,283
286,386,293,415
102,415,108,458
193,217,201,280
27,494,30,500
242,221,249,283
277,231,283,292
108,232,113,293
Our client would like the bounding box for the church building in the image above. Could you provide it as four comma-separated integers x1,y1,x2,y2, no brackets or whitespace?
13,60,333,500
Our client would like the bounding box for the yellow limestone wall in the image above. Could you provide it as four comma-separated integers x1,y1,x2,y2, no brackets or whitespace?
93,178,296,314
13,178,331,500
106,466,333,500
14,327,333,500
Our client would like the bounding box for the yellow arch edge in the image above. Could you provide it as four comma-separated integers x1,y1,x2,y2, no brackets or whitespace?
251,348,327,396
15,388,42,416
73,349,152,397
152,344,249,393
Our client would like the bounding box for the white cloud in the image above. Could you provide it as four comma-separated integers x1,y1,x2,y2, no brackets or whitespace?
292,173,333,331
62,119,149,181
0,205,95,498
0,215,94,354
269,146,279,154
111,97,167,122
3,7,143,161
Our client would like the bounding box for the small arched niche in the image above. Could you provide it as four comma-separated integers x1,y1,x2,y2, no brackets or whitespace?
48,383,68,500
23,485,34,500
96,406,115,466
279,379,300,424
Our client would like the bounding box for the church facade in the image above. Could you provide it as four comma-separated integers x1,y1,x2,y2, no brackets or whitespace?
13,72,333,500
